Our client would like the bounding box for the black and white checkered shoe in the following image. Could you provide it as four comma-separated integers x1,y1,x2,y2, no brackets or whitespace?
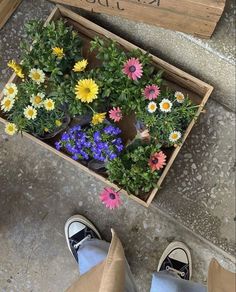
65,215,102,263
157,241,192,280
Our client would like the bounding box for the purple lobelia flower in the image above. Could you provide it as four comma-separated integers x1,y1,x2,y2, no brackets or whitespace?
55,123,124,162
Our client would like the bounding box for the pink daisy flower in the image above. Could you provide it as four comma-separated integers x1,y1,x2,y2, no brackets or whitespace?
144,85,160,100
148,151,167,172
109,107,123,122
122,58,143,80
99,188,122,210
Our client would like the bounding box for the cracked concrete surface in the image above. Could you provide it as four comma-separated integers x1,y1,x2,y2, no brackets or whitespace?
0,0,235,291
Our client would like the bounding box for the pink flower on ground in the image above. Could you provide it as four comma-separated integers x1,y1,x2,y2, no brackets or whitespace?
148,151,167,172
100,188,122,209
109,107,123,122
144,85,160,100
122,58,143,80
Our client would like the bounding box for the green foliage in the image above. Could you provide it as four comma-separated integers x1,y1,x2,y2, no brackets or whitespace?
8,80,65,136
3,22,199,198
5,20,85,136
89,37,197,148
20,20,82,81
137,89,197,146
89,37,163,114
106,143,162,196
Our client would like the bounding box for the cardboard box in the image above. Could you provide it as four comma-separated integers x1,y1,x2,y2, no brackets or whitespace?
0,5,213,207
50,0,226,38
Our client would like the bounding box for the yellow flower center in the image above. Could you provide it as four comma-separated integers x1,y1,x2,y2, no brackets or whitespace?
34,96,42,104
177,95,184,101
8,125,14,132
171,133,178,139
84,88,91,94
47,101,52,108
7,88,14,94
4,100,11,107
150,104,156,111
32,72,40,80
28,109,34,116
163,102,170,110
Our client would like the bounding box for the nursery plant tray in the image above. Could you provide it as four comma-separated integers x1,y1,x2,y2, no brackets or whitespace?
50,0,226,38
0,5,213,207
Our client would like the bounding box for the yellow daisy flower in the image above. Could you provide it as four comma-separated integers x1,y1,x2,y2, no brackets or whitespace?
92,113,106,125
55,120,62,127
1,96,15,112
147,102,157,113
75,79,99,103
73,59,88,72
8,60,24,79
44,128,49,132
175,91,185,104
29,68,45,84
5,123,17,136
15,68,24,79
24,106,37,120
30,93,45,108
3,83,18,98
8,60,18,71
52,47,64,59
169,131,182,143
44,98,55,111
159,99,172,113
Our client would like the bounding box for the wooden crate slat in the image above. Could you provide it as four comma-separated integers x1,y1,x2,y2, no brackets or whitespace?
0,0,22,29
129,0,225,21
50,0,226,38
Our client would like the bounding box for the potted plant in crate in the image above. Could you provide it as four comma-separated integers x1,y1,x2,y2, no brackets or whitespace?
0,7,213,207
54,37,198,206
2,20,83,138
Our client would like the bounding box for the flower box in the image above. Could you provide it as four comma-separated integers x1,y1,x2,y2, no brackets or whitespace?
50,0,226,38
0,5,213,207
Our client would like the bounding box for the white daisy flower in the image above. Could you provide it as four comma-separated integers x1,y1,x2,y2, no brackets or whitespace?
148,101,157,113
44,98,55,111
160,99,172,113
175,91,185,103
3,83,18,98
1,96,15,112
169,131,182,143
30,93,45,108
24,106,37,120
29,68,45,84
5,123,17,136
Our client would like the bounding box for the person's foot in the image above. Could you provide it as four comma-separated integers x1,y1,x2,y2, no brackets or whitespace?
65,215,102,263
157,241,192,280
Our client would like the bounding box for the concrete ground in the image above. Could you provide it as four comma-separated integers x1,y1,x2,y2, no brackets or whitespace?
0,0,235,291
0,130,235,291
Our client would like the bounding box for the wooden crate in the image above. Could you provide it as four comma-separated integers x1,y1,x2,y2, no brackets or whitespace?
0,0,22,29
50,0,226,38
0,5,213,207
